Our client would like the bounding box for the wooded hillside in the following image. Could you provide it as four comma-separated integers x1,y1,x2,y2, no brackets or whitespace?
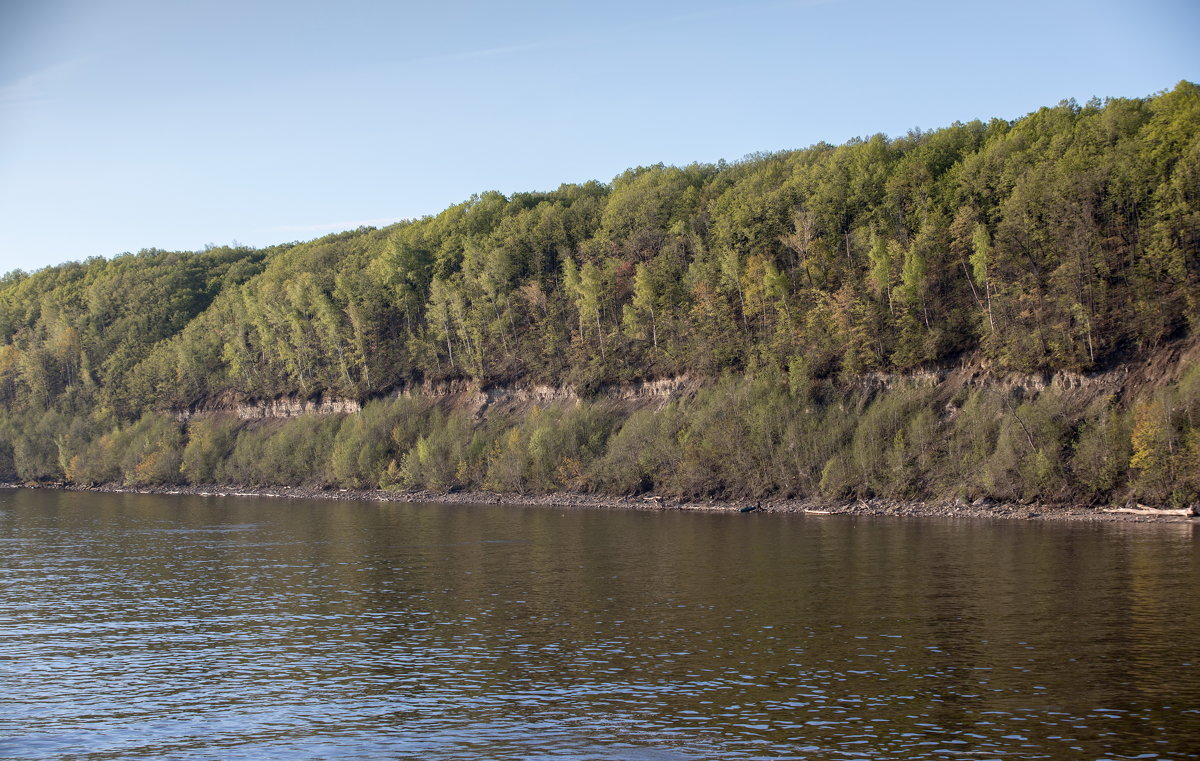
2,83,1197,506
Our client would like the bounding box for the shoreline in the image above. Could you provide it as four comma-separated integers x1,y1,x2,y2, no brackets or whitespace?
3,481,1197,524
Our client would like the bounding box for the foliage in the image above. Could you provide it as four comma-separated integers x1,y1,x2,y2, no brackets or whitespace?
1,84,1199,505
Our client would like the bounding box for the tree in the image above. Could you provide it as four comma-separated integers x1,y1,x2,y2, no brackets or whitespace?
622,263,658,350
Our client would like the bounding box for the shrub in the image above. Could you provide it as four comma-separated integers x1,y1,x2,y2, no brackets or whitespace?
330,396,432,488
223,415,339,486
399,409,476,491
1070,401,1131,503
180,415,240,484
589,404,683,494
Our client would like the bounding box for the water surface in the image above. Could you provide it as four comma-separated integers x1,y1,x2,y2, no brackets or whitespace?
1,489,1197,759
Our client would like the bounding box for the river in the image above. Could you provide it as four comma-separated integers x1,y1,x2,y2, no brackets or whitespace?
1,488,1197,759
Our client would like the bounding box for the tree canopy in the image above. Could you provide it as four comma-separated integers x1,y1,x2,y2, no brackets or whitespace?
1,83,1198,506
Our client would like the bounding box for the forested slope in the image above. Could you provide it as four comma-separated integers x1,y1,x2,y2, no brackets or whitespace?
2,83,1198,506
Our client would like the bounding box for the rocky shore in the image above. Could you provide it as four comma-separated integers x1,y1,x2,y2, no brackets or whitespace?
3,481,1197,524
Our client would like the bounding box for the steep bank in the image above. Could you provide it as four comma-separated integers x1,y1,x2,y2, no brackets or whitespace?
5,337,1198,511
177,374,697,421
106,338,1194,512
182,337,1199,423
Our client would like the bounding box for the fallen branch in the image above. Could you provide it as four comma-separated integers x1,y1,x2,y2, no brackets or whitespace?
1102,507,1192,516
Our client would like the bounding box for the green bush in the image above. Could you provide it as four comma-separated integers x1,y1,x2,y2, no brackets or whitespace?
590,404,683,494
942,388,1004,499
1070,401,1131,503
980,391,1072,501
180,415,240,484
847,386,936,497
223,415,339,486
330,396,432,488
399,408,476,491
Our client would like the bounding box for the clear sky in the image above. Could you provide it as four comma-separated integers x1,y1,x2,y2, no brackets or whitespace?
1,0,1196,274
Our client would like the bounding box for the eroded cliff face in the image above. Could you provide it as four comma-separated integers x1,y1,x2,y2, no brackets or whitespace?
178,375,700,421
179,394,362,420
852,340,1199,403
234,397,363,419
178,340,1199,423
466,376,699,418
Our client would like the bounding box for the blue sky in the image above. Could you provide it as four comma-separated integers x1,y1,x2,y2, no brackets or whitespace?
1,0,1196,274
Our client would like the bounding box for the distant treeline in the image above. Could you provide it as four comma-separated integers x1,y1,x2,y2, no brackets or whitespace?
1,83,1198,505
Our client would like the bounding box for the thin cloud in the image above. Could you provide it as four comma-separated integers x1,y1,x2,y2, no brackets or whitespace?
0,56,90,106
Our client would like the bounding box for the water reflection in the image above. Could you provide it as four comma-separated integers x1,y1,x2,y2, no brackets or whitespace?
1,489,1197,759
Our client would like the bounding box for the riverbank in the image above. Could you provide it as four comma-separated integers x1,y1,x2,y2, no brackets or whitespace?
4,481,1197,523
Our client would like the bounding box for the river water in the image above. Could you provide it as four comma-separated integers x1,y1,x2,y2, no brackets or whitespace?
1,489,1197,760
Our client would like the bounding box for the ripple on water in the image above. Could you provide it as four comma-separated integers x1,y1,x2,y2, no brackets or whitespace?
1,491,1198,760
